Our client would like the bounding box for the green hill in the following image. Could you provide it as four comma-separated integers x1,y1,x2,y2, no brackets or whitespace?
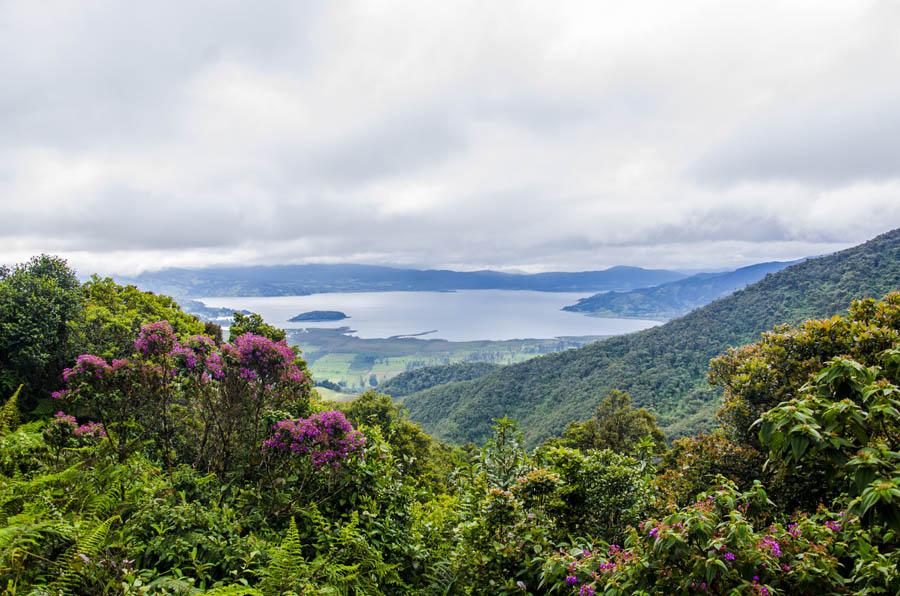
563,260,799,320
401,228,900,447
379,361,501,397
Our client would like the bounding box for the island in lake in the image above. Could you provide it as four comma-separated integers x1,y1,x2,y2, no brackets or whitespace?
289,310,349,322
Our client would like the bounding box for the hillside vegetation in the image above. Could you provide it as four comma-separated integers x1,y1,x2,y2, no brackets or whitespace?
379,362,501,397
563,260,798,320
402,228,900,446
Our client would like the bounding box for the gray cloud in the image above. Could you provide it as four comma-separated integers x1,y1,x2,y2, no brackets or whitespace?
1,0,899,275
691,93,900,186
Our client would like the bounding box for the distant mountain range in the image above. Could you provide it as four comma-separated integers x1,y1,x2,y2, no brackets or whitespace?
119,263,686,297
563,260,802,320
399,228,900,447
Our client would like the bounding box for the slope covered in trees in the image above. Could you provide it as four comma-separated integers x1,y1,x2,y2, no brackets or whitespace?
563,259,799,320
402,228,900,446
379,362,501,397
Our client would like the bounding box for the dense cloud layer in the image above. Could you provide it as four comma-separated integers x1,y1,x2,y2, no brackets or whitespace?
2,0,899,274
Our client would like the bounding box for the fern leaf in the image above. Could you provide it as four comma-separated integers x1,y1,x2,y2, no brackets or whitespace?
0,385,22,435
50,515,118,595
261,517,308,595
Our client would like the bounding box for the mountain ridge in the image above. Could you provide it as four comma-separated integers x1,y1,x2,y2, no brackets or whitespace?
563,259,801,319
118,263,686,298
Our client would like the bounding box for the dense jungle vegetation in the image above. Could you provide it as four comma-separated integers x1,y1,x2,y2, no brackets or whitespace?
1,253,899,594
402,228,900,446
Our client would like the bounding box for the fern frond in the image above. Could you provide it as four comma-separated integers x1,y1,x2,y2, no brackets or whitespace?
261,517,308,595
50,515,118,595
0,514,76,582
0,385,22,435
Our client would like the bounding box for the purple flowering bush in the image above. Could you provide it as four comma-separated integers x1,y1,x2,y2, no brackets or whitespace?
263,410,365,469
53,322,312,473
42,410,106,460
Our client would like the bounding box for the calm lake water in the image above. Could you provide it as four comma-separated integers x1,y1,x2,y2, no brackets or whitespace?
199,290,660,342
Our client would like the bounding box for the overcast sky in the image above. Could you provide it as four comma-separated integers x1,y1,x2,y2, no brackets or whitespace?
2,0,899,275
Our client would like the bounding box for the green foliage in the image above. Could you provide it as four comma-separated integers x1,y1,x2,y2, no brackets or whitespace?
654,431,765,509
229,312,286,342
0,385,22,434
51,515,119,595
759,354,900,532
538,447,652,543
712,292,900,446
341,390,459,487
403,228,900,446
78,275,207,359
380,362,500,397
260,517,305,594
557,390,666,455
0,255,82,406
480,417,530,490
540,479,896,595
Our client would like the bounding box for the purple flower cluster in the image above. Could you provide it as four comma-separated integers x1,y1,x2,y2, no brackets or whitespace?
170,335,222,381
204,352,224,380
578,585,595,596
62,354,111,383
74,421,107,438
233,334,299,381
759,536,782,557
53,411,106,437
751,576,770,595
54,411,77,425
263,410,365,468
134,321,177,357
824,520,841,532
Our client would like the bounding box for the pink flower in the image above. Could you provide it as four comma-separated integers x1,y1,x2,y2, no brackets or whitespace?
134,321,177,357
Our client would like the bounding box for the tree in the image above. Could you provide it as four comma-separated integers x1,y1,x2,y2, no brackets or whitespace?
76,275,207,359
710,293,900,447
229,312,286,342
759,355,900,532
559,390,666,455
0,255,82,407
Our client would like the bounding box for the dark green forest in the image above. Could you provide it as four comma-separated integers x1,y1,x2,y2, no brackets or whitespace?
401,228,900,446
378,362,501,398
1,245,899,594
562,260,797,320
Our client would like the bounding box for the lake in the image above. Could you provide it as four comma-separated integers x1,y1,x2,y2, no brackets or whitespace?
199,290,660,342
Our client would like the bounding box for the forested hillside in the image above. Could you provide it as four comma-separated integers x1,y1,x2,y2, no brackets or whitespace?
563,260,798,319
402,228,900,446
378,362,500,397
